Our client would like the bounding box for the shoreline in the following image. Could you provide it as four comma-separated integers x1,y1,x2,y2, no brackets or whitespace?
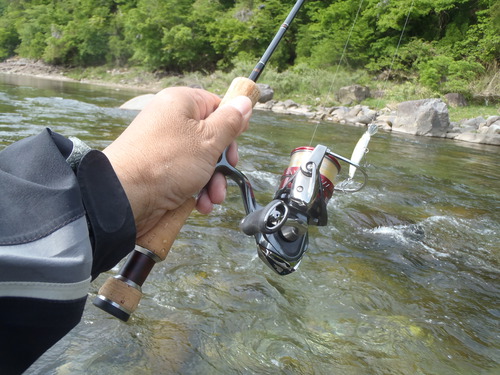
0,58,162,93
1,58,499,147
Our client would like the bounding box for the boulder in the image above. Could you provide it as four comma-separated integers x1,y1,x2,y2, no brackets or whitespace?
257,83,274,103
393,99,451,137
336,84,370,105
444,93,468,107
120,94,155,110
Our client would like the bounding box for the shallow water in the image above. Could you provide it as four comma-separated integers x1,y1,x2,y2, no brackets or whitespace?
1,74,499,374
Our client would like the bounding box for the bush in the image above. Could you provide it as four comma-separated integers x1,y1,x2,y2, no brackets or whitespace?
418,56,485,96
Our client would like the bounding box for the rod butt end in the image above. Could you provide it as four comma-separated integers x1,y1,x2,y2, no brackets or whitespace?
93,295,131,322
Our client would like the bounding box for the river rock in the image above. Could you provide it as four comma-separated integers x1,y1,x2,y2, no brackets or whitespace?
347,105,362,117
354,107,378,124
356,114,375,125
461,117,485,129
444,115,500,145
257,83,274,103
455,131,500,145
373,113,395,130
392,99,451,137
473,93,500,105
254,100,276,111
336,84,370,105
444,93,468,107
486,115,500,127
283,99,299,109
288,104,315,117
120,93,155,110
118,93,498,146
311,107,329,121
331,107,349,121
270,101,289,114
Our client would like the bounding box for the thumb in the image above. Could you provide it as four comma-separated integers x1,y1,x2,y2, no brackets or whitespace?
205,95,253,141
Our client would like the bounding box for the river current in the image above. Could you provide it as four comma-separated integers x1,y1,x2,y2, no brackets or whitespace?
1,74,499,374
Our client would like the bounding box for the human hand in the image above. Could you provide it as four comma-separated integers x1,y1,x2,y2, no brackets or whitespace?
103,87,252,237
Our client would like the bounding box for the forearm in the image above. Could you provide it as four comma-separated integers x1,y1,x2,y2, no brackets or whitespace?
0,129,136,373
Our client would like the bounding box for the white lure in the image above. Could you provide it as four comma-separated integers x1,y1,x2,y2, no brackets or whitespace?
348,123,378,179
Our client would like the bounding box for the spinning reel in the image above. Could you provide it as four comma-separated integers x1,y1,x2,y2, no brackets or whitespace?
216,143,368,275
93,0,374,321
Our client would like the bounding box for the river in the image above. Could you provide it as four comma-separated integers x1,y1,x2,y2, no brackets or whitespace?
1,74,499,374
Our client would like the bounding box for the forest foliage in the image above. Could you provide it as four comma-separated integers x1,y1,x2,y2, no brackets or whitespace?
0,0,498,97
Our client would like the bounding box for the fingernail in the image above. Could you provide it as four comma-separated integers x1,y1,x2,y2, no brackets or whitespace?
229,96,252,120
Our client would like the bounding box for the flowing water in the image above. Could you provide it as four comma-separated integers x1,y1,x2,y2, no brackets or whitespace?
1,74,499,375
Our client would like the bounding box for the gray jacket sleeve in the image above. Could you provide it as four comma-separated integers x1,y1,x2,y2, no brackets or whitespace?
0,128,136,374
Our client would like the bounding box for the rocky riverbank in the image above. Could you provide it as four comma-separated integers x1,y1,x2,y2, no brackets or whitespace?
121,91,500,146
0,57,70,80
2,58,499,146
253,97,500,146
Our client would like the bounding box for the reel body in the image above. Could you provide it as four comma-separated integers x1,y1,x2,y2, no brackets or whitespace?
216,144,367,276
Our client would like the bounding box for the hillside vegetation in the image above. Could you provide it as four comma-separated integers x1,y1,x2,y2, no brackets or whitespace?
0,0,498,103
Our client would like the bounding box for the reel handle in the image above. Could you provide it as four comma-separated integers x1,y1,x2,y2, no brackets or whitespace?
240,199,289,235
94,77,260,321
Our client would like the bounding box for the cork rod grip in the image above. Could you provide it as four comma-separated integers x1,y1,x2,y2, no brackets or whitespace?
94,198,196,321
136,197,196,260
94,78,260,321
220,77,260,107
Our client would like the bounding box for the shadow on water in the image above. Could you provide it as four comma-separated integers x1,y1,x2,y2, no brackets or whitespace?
2,75,498,374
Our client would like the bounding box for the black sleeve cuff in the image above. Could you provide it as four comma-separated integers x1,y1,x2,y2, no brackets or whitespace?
76,150,136,280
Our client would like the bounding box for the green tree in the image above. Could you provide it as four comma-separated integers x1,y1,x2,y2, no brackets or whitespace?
0,15,19,60
14,2,55,59
121,0,197,70
43,0,113,65
0,0,496,88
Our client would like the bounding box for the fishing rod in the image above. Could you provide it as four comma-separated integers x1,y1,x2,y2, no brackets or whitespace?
94,0,306,322
94,0,373,321
249,0,305,82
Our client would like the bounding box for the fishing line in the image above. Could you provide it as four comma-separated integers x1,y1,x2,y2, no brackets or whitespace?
310,0,415,179
369,0,415,117
308,0,365,146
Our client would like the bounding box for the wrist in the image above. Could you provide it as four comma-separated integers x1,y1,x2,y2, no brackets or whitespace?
102,145,153,236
